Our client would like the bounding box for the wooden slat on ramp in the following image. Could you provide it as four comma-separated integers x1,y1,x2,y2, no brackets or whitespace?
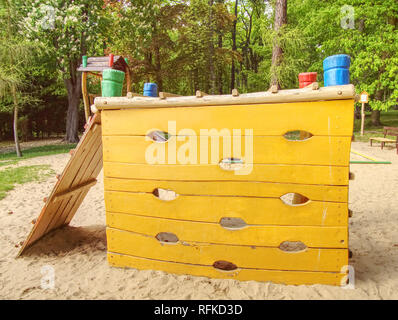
18,113,103,256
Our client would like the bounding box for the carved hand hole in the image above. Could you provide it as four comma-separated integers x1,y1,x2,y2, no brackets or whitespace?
280,193,310,206
147,131,170,143
156,232,179,244
219,158,244,171
213,260,238,271
279,241,307,253
284,130,313,141
153,188,179,201
219,217,247,230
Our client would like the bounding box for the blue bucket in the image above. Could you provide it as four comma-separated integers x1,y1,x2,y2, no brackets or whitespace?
143,83,158,97
323,54,351,87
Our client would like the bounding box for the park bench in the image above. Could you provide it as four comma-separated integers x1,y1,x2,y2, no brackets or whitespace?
369,126,398,154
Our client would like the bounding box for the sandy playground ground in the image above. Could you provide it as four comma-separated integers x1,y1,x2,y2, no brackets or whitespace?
0,141,397,300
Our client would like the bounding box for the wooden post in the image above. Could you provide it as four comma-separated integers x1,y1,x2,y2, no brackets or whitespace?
360,102,365,136
359,91,368,136
159,92,182,99
82,72,90,122
196,90,208,98
125,68,131,95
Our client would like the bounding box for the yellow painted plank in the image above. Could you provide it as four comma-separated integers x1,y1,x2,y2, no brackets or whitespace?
103,162,349,185
101,100,354,136
108,252,348,286
102,135,351,166
107,228,348,272
107,212,348,248
105,191,348,226
104,178,348,202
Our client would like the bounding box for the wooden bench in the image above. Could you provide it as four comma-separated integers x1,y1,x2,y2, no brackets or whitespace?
370,127,398,154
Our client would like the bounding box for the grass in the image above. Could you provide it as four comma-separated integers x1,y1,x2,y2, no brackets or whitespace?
353,110,398,142
0,160,18,167
0,143,75,200
0,144,76,163
0,165,54,200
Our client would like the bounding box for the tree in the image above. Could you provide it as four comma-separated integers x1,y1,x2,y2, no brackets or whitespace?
270,0,287,88
22,0,105,142
230,0,239,90
289,0,398,125
0,0,41,156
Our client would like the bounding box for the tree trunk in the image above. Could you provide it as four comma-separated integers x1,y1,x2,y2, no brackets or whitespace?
6,1,22,157
371,89,383,126
354,105,361,119
64,78,81,143
208,0,216,94
154,44,163,92
370,110,381,126
271,0,287,88
11,84,22,157
230,0,238,91
217,34,223,94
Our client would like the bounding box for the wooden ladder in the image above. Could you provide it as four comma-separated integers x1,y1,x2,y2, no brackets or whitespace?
18,113,103,256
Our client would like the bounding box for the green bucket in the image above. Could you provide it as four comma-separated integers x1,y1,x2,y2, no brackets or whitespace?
101,69,125,97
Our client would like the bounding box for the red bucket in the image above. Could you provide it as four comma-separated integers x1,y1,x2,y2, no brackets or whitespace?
298,72,317,88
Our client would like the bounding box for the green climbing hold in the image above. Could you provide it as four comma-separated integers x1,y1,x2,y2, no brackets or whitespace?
101,69,125,97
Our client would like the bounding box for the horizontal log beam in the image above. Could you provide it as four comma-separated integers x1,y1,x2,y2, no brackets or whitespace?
95,84,356,110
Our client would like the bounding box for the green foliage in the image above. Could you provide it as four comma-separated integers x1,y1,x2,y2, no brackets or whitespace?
0,0,397,139
289,0,398,111
21,0,106,75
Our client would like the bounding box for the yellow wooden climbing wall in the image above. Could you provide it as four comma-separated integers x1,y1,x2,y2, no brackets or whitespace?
101,98,354,286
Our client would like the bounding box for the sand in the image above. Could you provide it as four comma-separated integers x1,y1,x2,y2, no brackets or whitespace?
0,141,397,299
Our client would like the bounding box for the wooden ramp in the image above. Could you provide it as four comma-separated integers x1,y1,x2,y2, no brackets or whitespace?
18,114,103,256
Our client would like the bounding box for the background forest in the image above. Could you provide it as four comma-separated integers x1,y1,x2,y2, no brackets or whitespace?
0,0,397,147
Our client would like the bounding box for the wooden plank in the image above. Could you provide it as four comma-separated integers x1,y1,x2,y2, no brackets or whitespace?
103,162,349,185
102,135,351,166
105,191,348,226
62,149,104,226
18,114,103,255
87,56,120,62
101,100,355,136
108,253,347,286
77,66,109,72
50,137,104,230
53,179,97,202
95,85,356,109
107,228,348,272
107,212,348,248
370,138,396,143
104,178,348,202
